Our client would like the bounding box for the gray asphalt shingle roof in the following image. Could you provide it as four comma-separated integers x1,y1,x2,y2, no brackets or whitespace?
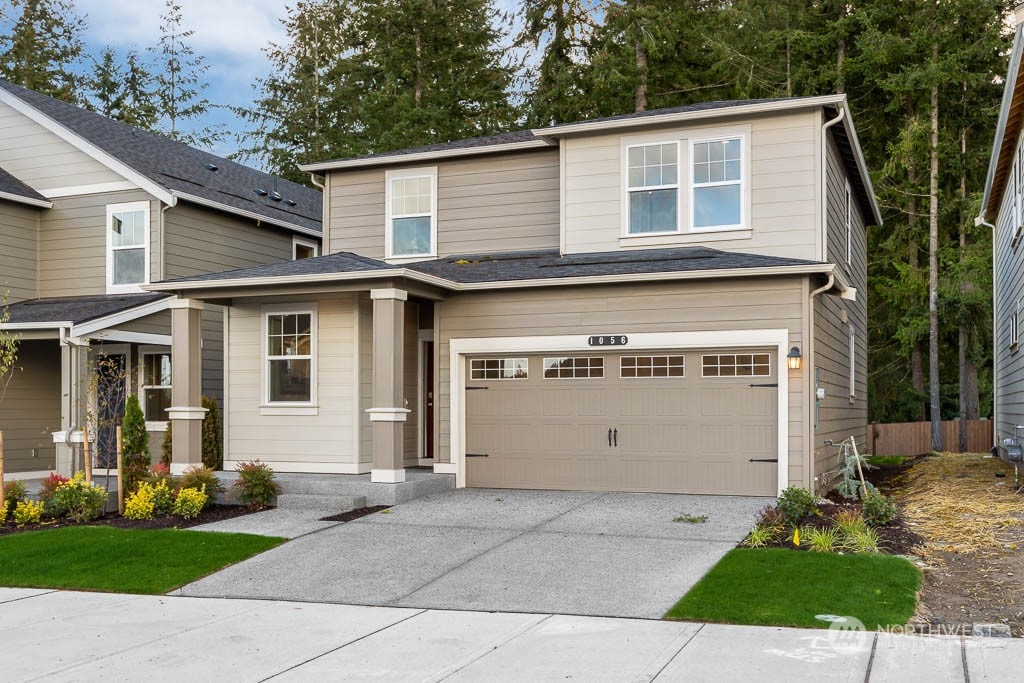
3,293,172,326
0,165,48,204
0,81,321,234
154,246,823,289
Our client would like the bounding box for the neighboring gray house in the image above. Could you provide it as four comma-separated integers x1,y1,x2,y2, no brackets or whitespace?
982,17,1024,459
154,94,879,496
0,80,321,478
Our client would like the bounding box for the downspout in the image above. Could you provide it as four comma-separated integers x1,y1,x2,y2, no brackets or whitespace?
159,203,171,282
309,173,327,253
976,215,998,451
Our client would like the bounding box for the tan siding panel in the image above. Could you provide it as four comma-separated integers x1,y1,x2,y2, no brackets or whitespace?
0,341,61,472
0,200,38,301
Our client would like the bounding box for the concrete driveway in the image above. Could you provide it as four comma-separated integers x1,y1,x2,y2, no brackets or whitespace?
178,489,769,619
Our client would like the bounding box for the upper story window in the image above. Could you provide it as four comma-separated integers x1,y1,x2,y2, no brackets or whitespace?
293,236,319,260
385,167,436,259
264,306,317,405
627,142,678,234
691,137,743,230
106,201,149,293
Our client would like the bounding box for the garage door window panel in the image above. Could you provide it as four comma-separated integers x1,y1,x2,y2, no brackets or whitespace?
470,358,528,380
543,357,604,379
702,353,770,377
621,355,685,378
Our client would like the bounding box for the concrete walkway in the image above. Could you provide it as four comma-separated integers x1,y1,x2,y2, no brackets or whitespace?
1,588,1019,682
179,489,768,618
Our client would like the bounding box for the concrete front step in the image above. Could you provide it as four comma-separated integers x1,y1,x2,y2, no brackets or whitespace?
276,493,367,513
216,468,455,506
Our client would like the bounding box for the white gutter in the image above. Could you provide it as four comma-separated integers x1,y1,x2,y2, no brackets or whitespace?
0,321,70,330
145,262,835,294
171,191,322,239
0,190,52,208
299,139,555,172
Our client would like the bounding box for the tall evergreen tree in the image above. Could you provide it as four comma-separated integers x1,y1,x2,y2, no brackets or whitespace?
83,48,159,130
149,0,221,146
0,0,84,102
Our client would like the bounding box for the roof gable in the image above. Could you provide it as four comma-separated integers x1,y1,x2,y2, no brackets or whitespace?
0,165,51,207
0,81,321,235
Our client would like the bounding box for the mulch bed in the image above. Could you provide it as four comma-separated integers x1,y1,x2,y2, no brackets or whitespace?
757,498,923,556
0,504,261,537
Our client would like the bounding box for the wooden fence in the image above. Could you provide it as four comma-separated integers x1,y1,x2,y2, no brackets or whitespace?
868,419,993,456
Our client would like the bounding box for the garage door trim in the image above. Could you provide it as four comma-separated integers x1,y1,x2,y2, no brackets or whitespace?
450,329,790,494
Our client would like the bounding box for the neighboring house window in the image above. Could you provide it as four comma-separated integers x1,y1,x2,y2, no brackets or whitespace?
627,142,678,234
848,325,856,400
140,349,171,426
691,137,743,230
264,307,316,403
106,201,149,293
293,237,319,260
845,182,853,267
385,167,436,258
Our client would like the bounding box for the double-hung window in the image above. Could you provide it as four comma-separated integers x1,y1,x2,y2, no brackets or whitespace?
140,349,172,427
386,167,436,259
627,142,678,234
106,201,149,292
265,307,316,404
691,137,743,230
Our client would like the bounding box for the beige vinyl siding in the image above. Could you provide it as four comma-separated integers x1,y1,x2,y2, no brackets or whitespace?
0,100,125,190
201,305,224,403
114,309,170,336
358,294,373,462
37,189,156,297
0,340,61,472
563,110,820,259
326,149,561,258
225,295,358,468
437,277,810,488
403,301,420,463
0,200,39,302
995,147,1024,448
163,202,294,280
813,134,868,487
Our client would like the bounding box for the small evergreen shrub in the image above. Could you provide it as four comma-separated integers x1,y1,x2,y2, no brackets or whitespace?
161,420,173,467
47,472,107,522
201,396,223,470
121,394,151,491
174,486,208,519
776,487,818,527
233,461,280,510
861,492,898,527
13,500,44,526
179,466,223,509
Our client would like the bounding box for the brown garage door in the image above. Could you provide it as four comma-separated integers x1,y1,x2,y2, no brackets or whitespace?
464,349,777,495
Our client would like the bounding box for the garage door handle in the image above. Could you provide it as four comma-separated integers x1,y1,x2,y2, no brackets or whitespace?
608,428,613,447
748,458,778,463
613,428,618,447
749,383,778,388
466,453,489,458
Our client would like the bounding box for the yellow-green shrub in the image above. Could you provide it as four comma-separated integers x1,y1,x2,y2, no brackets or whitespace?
1,499,9,523
173,485,208,519
124,481,156,520
47,472,107,522
13,500,44,526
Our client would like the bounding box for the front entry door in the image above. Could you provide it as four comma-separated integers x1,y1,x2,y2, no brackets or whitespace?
95,351,127,469
423,341,434,459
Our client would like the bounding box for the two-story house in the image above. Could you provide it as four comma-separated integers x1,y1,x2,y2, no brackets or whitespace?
153,94,879,496
0,80,321,478
982,15,1024,460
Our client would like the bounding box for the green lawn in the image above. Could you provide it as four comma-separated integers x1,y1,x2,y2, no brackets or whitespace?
665,548,920,629
0,527,284,594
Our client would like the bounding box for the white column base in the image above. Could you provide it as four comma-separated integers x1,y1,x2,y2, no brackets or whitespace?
432,463,457,474
366,407,411,422
169,463,192,476
371,468,406,483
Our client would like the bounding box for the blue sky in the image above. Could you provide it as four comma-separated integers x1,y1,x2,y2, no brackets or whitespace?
73,0,525,164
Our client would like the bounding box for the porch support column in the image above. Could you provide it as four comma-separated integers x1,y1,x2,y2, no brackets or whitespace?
168,299,207,475
368,288,410,483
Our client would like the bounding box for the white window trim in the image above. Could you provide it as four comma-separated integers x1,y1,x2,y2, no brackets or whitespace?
619,354,685,378
1013,299,1021,350
700,352,772,378
139,345,171,431
105,200,150,294
689,134,749,233
384,166,437,262
623,140,681,237
845,181,853,267
260,303,318,412
292,236,319,259
469,357,529,380
541,356,605,379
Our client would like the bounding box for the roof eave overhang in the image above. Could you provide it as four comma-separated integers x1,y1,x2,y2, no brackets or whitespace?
0,190,52,208
299,139,557,173
171,191,322,239
145,262,834,296
531,95,847,138
982,24,1024,222
72,295,175,338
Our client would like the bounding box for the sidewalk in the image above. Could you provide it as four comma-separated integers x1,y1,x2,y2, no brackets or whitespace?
1,588,1019,682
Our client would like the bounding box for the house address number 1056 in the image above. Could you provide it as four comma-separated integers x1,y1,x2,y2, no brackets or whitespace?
587,335,628,346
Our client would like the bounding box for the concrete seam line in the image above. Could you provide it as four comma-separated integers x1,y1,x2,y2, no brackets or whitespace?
386,493,607,604
258,608,427,682
0,589,59,605
961,636,970,683
423,613,554,683
650,623,705,681
863,632,879,683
